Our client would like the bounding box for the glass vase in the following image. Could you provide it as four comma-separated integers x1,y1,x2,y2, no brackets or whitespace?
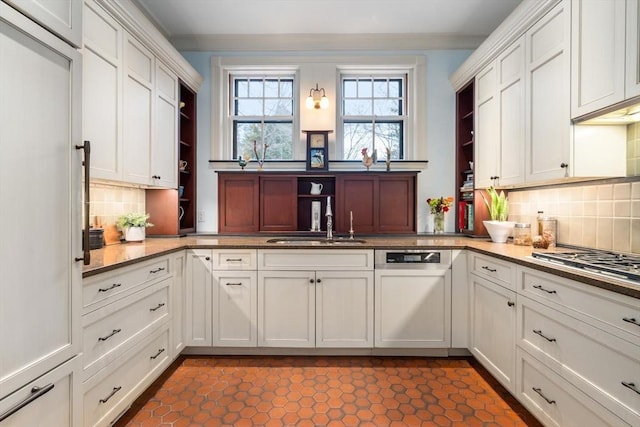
433,212,445,234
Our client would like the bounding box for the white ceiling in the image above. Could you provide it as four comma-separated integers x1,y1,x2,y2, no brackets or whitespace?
134,0,523,51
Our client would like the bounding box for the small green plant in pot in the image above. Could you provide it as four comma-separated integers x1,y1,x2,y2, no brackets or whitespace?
116,213,153,242
480,187,515,243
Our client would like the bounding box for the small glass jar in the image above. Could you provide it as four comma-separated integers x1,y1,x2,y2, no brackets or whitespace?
539,218,557,248
513,223,532,246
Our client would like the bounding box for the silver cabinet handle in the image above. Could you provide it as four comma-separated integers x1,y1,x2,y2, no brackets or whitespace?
98,283,121,293
622,317,640,327
481,265,497,272
0,384,54,422
533,284,557,294
149,303,165,312
98,328,122,342
75,140,91,265
99,386,122,404
150,348,165,360
532,387,556,404
150,267,165,274
533,329,556,342
622,382,640,395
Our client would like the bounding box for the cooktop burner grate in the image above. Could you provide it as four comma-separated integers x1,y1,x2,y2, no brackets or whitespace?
531,248,640,283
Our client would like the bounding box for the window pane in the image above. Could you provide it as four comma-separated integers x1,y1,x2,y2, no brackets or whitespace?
236,80,248,98
264,99,293,116
343,122,373,160
236,99,263,116
357,80,372,97
264,122,293,159
374,122,402,159
248,79,263,97
374,99,402,116
280,80,292,97
344,99,372,116
373,80,388,98
344,80,357,97
264,79,279,97
389,80,401,97
235,122,262,158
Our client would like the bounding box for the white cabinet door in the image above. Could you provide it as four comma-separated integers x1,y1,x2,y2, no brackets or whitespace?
171,251,186,356
470,275,517,393
122,33,153,186
152,60,178,188
82,0,122,181
571,0,626,118
628,0,640,98
316,271,374,348
185,250,212,346
525,0,571,182
258,271,315,347
213,270,258,347
0,3,81,398
474,61,499,189
4,0,81,47
374,270,451,348
497,36,526,186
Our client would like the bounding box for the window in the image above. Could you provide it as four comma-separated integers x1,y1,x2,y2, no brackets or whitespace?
231,76,295,160
340,75,407,160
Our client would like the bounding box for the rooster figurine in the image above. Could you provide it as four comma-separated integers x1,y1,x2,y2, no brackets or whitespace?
361,147,373,171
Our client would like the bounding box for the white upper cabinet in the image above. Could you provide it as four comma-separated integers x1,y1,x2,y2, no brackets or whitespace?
474,61,499,189
571,0,626,118
4,0,81,47
153,61,178,189
627,0,640,99
525,0,571,182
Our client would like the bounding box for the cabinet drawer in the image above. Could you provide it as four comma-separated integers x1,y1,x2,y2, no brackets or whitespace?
0,356,81,426
211,249,257,270
82,278,170,380
259,249,374,270
519,266,640,343
516,348,629,427
518,296,640,424
83,326,170,427
468,253,516,290
83,256,170,311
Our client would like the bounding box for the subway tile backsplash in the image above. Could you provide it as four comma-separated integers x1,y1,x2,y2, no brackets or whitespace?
509,180,640,254
88,182,145,228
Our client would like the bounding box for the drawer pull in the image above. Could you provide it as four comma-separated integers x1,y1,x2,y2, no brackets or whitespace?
149,267,166,274
507,301,515,307
481,265,497,273
533,329,556,342
98,283,121,293
226,258,243,262
98,328,122,342
0,383,54,422
532,387,556,405
149,303,165,312
622,381,640,395
99,386,122,404
225,282,243,286
150,348,165,360
622,317,640,327
533,284,557,294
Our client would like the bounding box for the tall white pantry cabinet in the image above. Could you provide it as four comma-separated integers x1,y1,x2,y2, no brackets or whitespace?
0,1,83,425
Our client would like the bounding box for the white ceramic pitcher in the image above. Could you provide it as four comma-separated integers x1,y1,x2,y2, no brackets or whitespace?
310,182,323,195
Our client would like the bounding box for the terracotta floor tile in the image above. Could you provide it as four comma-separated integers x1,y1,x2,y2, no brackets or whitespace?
114,356,543,427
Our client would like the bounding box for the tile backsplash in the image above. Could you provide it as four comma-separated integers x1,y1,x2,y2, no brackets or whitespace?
508,180,640,254
88,182,145,228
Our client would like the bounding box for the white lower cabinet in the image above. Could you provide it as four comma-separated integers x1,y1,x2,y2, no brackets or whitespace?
469,274,517,393
185,249,212,346
83,326,171,427
0,356,82,426
213,270,258,347
516,348,630,427
374,269,451,348
171,251,186,356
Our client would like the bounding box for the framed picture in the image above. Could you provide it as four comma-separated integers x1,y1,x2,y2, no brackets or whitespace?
304,130,331,171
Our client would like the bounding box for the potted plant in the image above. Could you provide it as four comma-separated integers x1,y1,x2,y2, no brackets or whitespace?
481,187,515,243
116,213,153,242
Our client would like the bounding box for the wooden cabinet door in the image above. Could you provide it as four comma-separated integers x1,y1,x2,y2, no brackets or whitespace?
627,0,640,99
212,271,258,347
470,275,517,393
152,61,178,189
4,0,81,47
185,250,212,346
474,61,499,189
336,175,376,233
315,271,374,348
218,174,259,233
378,175,415,233
171,252,186,356
1,4,81,397
259,175,297,232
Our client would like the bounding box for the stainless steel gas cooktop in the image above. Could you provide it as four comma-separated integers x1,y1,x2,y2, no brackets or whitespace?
532,248,640,284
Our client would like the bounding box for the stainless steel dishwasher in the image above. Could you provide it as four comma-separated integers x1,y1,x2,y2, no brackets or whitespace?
374,250,452,348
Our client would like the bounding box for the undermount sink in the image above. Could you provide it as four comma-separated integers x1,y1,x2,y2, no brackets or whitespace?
266,237,367,245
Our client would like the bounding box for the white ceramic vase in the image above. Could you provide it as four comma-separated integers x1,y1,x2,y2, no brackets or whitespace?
483,220,516,243
124,226,145,242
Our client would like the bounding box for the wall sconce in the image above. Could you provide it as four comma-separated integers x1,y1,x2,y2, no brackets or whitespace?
305,83,329,109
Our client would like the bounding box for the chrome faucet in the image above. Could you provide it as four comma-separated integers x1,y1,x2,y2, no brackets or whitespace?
325,196,333,240
349,210,354,240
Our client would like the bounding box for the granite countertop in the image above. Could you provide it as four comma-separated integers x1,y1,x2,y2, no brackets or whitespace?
82,234,640,299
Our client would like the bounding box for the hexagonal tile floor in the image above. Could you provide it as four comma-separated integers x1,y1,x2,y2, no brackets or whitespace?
115,356,542,426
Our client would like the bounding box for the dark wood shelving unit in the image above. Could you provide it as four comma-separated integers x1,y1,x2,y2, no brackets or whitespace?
455,80,488,236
